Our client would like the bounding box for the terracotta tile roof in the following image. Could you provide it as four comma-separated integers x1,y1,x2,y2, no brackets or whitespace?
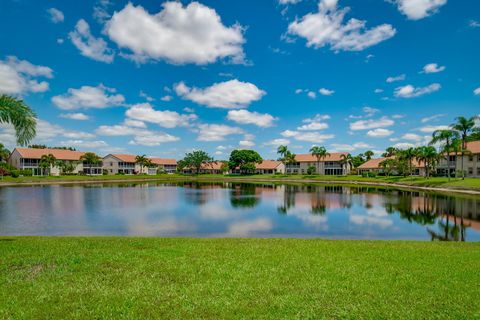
14,148,87,161
358,157,388,169
200,161,224,170
255,160,282,170
295,152,349,162
150,158,177,166
358,156,426,169
466,141,480,154
110,154,137,163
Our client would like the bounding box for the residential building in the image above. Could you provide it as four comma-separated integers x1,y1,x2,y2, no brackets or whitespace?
358,157,426,176
103,154,139,175
8,148,102,176
255,160,285,174
285,153,351,175
436,141,480,178
150,158,177,174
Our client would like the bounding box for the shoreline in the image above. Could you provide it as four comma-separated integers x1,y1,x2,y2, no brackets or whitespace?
1,175,480,195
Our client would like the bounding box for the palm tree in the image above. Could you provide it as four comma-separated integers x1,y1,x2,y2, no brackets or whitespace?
309,146,329,174
382,147,397,158
80,152,102,175
451,116,479,179
430,129,459,181
398,147,418,176
277,145,289,159
135,154,151,174
39,154,57,175
364,150,374,161
340,153,352,175
416,146,438,179
0,95,37,146
0,143,10,162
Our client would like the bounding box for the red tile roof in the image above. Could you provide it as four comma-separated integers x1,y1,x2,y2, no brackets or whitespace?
150,158,177,166
358,157,426,169
295,153,349,162
14,148,87,161
466,141,480,154
110,154,137,163
255,160,282,170
200,161,224,170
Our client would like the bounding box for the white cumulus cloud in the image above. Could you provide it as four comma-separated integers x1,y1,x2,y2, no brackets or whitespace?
422,63,445,73
287,0,396,51
350,116,395,130
386,74,405,83
319,88,334,96
394,83,441,98
392,0,447,20
197,124,244,141
69,19,114,63
52,84,125,110
59,113,90,121
125,103,197,128
47,8,64,23
367,128,394,137
0,56,52,95
175,79,265,109
105,2,245,65
227,110,277,128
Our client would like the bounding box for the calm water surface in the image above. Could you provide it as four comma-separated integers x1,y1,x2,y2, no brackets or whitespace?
1,182,479,241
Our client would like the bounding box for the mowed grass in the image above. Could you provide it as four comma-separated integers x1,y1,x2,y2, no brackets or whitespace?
2,173,480,191
1,238,479,319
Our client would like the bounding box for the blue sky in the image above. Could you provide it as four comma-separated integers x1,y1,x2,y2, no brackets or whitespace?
0,0,479,159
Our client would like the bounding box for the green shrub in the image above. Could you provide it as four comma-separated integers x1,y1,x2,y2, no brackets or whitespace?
306,166,316,175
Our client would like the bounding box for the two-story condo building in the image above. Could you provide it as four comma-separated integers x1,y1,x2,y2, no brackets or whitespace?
358,157,426,176
102,154,177,175
437,141,480,178
8,148,102,176
285,153,351,175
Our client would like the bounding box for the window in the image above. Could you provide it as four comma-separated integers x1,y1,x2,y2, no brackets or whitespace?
110,162,113,166
469,155,474,162
468,167,473,175
449,155,456,162
478,155,480,162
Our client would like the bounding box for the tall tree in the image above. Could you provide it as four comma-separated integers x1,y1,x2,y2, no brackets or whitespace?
382,147,397,158
0,95,37,146
309,146,329,174
135,154,153,174
277,145,296,167
339,153,352,174
277,145,289,160
0,143,10,162
39,154,57,175
228,149,263,173
416,146,438,179
430,129,459,181
182,150,213,174
364,150,374,161
397,148,418,176
451,116,478,179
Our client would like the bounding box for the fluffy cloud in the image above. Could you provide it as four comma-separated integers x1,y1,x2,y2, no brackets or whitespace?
175,80,265,109
319,88,334,96
93,0,112,24
393,142,416,149
394,83,441,98
52,84,125,110
264,138,290,146
367,128,394,137
392,0,447,20
330,142,372,152
125,103,197,128
418,125,449,133
386,74,405,83
129,133,179,146
60,140,108,149
474,87,480,96
227,110,277,128
197,124,244,141
281,130,334,142
401,133,423,142
0,56,52,95
69,19,114,63
47,8,64,23
105,2,245,65
297,122,328,131
59,113,90,121
239,140,255,148
287,0,396,51
422,63,445,73
350,116,394,130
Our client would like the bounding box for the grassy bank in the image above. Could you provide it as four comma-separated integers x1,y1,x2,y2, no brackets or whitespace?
0,237,479,319
1,173,480,192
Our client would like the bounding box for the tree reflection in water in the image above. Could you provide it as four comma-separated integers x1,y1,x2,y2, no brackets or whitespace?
230,183,261,208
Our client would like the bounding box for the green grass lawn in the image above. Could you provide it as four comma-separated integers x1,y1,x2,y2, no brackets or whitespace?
2,173,480,192
1,237,479,319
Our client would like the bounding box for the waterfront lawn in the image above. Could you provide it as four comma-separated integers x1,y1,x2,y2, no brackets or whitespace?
1,237,479,319
1,173,480,191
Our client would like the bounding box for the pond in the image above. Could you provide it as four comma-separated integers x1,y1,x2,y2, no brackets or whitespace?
0,182,479,241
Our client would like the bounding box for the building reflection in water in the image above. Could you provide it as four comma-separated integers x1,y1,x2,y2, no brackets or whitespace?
0,182,478,240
